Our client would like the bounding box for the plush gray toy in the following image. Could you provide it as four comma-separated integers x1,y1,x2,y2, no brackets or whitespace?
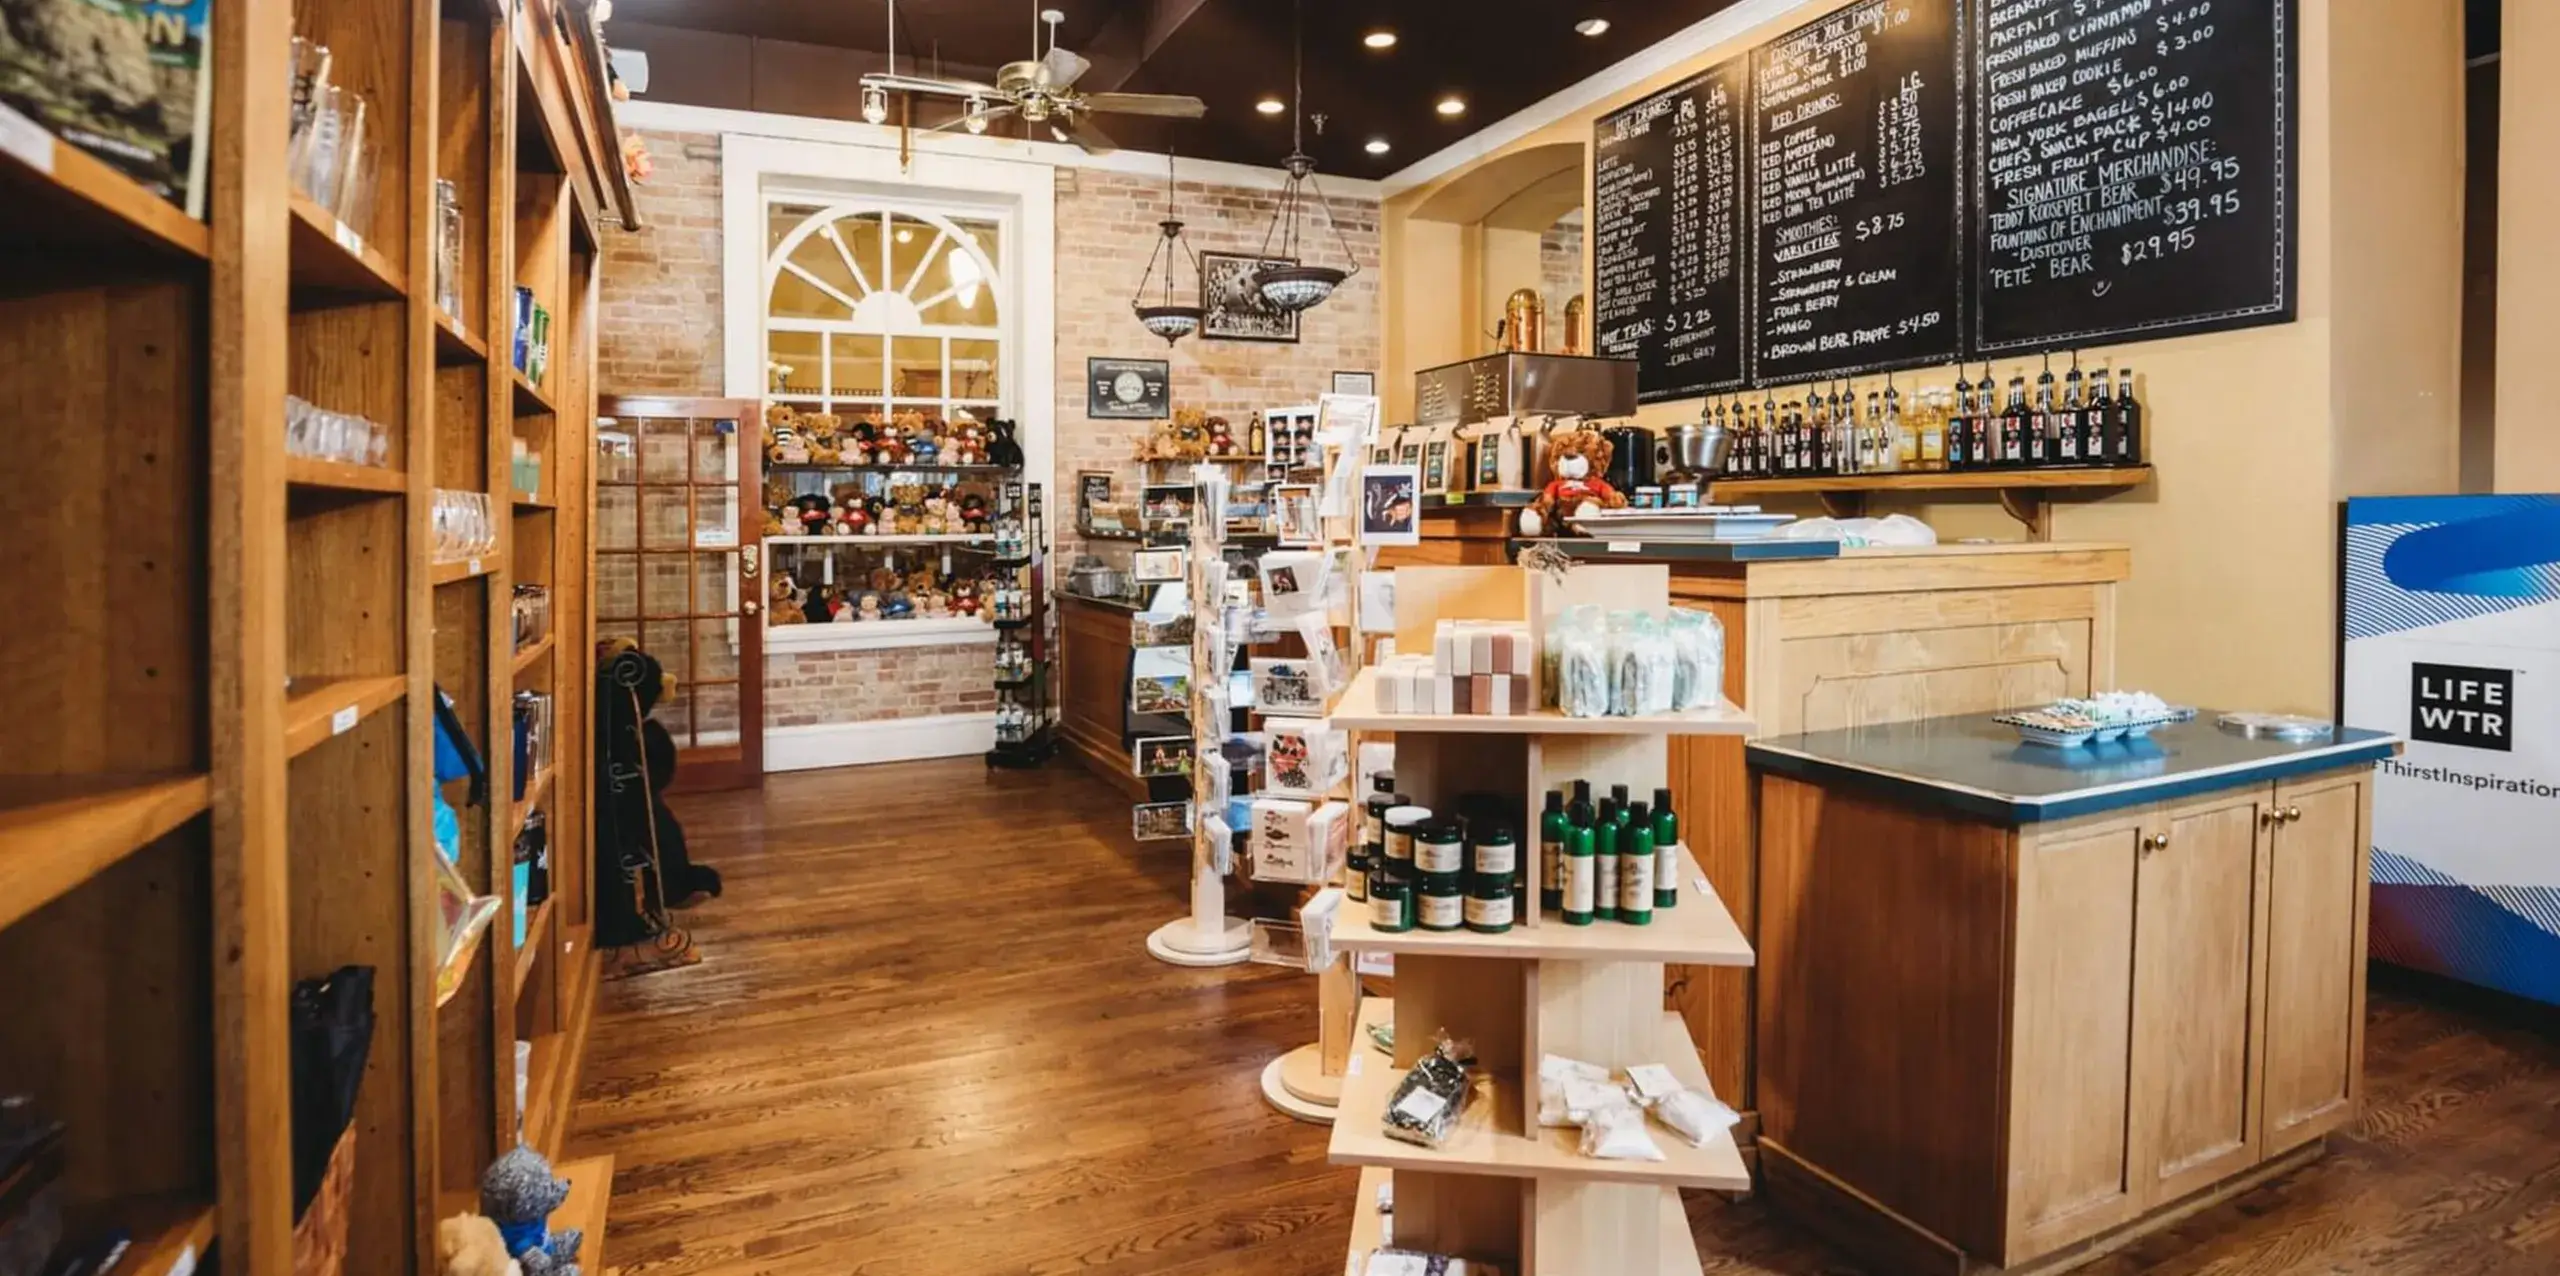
480,1144,584,1276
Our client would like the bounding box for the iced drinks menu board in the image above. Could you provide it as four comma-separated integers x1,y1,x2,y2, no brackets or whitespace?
1593,57,1751,401
1587,0,2293,395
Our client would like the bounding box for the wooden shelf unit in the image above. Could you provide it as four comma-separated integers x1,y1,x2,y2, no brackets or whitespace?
1323,566,1761,1276
1709,465,2153,539
0,0,622,1270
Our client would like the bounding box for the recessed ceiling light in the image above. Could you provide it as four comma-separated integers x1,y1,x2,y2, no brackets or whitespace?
1256,97,1286,115
1365,138,1391,155
1575,18,1611,36
1363,30,1397,49
1436,96,1466,117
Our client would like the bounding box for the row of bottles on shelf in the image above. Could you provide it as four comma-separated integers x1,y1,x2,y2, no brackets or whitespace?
1713,359,2146,479
995,639,1036,681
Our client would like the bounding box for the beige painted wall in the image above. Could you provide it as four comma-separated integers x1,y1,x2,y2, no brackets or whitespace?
1380,0,2463,717
2497,0,2560,490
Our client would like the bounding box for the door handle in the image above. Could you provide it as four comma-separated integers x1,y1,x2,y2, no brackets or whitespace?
2142,832,2170,853
2284,805,2302,823
743,599,762,616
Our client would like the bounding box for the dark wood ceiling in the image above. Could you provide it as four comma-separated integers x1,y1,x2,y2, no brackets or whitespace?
607,0,1744,174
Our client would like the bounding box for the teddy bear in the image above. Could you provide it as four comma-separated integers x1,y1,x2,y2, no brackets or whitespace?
957,492,991,532
763,402,797,454
801,413,844,466
844,420,876,466
922,495,952,534
479,1145,583,1276
1516,423,1629,537
985,417,1024,468
769,574,807,625
1149,410,1211,461
439,1214,522,1276
858,591,885,621
1207,416,1237,456
946,421,986,466
951,578,982,618
790,494,831,537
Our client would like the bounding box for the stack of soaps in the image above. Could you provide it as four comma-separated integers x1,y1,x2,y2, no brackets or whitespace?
1371,619,1536,715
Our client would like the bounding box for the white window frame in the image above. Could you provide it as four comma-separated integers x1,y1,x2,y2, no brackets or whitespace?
762,200,1008,420
721,133,1057,655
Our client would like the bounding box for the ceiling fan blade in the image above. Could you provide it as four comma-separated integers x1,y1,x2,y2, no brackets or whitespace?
1078,92,1208,119
1041,45,1092,90
862,71,998,99
1053,115,1117,155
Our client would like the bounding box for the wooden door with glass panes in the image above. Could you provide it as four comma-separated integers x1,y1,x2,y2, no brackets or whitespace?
595,396,766,790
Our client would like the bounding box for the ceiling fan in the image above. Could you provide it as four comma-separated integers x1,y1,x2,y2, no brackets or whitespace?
858,5,1207,154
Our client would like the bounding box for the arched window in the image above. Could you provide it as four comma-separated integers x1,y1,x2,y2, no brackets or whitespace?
762,202,1005,422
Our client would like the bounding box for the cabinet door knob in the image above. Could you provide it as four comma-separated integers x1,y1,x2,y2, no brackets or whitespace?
2284,805,2302,823
2143,832,2171,852
2261,809,2285,829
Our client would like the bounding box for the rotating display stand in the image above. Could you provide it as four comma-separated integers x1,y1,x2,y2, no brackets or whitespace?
1145,463,1251,968
1321,563,1757,1275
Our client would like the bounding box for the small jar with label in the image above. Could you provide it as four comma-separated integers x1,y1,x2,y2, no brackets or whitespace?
1467,823,1518,890
1415,873,1466,932
1345,842,1370,902
1464,879,1516,934
1383,805,1433,876
1413,821,1466,876
1364,775,1404,850
1368,872,1413,932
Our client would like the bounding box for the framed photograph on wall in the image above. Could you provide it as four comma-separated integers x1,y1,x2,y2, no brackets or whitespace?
1088,357,1172,419
1132,547,1188,584
1200,251,1301,344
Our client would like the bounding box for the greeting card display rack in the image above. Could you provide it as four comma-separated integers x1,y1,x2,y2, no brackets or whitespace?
1320,563,1757,1275
990,480,1057,766
1143,465,1253,966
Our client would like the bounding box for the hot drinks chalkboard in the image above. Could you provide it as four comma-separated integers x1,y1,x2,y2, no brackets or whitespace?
1593,57,1752,403
1971,0,2294,351
1750,0,1967,384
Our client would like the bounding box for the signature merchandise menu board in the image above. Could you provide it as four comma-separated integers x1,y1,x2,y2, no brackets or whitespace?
1589,0,2292,398
1752,0,1965,384
1972,0,2291,351
1592,57,1750,399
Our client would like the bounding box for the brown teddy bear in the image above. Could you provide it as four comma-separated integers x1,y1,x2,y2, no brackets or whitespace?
1517,424,1628,537
768,574,806,624
803,413,844,465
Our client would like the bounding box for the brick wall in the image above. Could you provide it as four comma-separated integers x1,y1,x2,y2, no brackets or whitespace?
1051,168,1383,561
595,128,1380,738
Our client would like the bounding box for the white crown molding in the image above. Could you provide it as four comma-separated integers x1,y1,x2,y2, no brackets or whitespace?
621,98,1384,199
1377,0,1816,199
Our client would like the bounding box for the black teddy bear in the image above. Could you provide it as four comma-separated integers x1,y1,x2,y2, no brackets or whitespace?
986,417,1025,468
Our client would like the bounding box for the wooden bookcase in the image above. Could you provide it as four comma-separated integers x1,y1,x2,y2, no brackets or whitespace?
0,0,628,1270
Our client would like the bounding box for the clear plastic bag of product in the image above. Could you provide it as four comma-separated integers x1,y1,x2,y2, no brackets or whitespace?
1383,1033,1476,1149
1666,609,1726,711
1536,1054,1611,1128
1551,604,1611,718
1576,1098,1665,1162
1608,611,1675,717
1652,1088,1742,1149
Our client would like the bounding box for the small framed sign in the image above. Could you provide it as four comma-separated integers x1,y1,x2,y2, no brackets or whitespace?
1089,357,1171,419
1132,547,1189,584
1332,371,1376,396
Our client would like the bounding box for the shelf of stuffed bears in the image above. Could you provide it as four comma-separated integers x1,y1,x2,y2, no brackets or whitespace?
757,401,1026,634
1321,563,1756,1276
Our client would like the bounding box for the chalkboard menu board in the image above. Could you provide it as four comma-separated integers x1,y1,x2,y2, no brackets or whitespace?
1592,59,1751,402
1750,0,1966,384
1972,0,2293,351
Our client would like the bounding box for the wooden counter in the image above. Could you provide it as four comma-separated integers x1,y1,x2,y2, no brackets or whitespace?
1746,716,2397,1274
1644,543,2128,1131
1058,592,1149,799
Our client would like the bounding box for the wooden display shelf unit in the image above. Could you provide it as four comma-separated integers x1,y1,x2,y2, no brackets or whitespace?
281,674,407,758
1325,565,1761,1276
1710,466,2153,539
0,122,212,260
81,1196,219,1276
512,634,556,677
285,457,408,497
550,1155,615,1272
434,310,489,365
286,193,407,303
0,773,210,931
512,766,554,838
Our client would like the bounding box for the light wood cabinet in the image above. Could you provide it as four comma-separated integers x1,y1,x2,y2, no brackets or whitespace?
1759,761,2379,1274
2261,772,2371,1155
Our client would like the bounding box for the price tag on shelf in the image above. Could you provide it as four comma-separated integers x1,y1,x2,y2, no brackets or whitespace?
331,705,359,736
1607,541,1643,554
0,103,52,175
334,221,364,257
468,557,483,576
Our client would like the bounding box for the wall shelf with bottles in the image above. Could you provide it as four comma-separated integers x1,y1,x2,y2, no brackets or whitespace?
1709,466,2154,538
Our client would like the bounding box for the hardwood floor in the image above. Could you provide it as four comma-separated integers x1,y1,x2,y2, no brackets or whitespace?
570,759,2560,1275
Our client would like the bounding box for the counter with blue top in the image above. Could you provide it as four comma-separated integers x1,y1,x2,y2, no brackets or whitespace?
1746,711,2400,1275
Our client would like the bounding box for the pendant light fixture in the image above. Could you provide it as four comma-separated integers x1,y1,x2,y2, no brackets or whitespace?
1131,151,1205,344
1252,0,1360,314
